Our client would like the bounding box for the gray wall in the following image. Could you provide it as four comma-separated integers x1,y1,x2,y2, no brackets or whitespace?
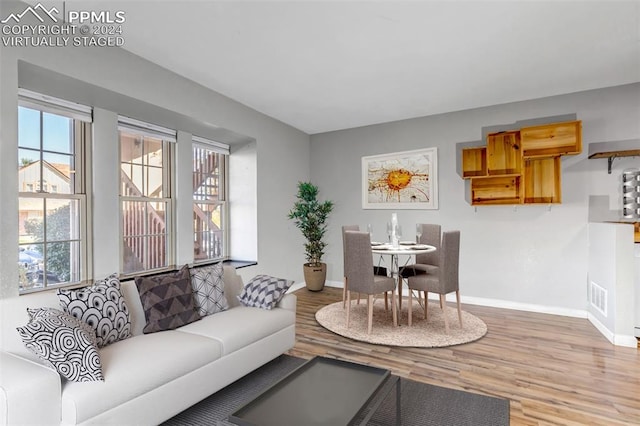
310,83,640,313
0,1,310,298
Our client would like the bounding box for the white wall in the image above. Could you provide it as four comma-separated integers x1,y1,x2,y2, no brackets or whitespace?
0,1,310,298
310,83,640,314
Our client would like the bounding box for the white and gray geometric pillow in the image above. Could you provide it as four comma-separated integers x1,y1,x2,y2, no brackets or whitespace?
237,274,294,310
57,273,131,348
190,263,228,316
16,308,104,382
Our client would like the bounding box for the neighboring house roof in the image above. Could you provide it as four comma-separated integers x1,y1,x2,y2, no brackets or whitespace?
19,160,72,181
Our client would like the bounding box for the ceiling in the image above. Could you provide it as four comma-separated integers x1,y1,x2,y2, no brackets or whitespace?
66,1,640,134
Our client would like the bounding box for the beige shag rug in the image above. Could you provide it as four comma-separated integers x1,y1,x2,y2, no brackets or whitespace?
315,299,487,348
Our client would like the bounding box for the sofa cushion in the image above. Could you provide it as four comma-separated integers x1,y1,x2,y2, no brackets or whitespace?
176,305,295,355
238,275,294,310
60,331,222,424
16,308,104,382
135,265,201,334
57,273,131,348
190,263,228,316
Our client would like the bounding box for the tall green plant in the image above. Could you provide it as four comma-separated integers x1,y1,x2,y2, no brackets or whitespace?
288,182,334,266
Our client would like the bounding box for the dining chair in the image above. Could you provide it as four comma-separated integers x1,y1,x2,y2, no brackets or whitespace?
344,231,397,334
400,223,441,277
341,225,360,308
406,230,461,333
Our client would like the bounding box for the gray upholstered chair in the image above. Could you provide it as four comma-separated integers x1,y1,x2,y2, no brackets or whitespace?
341,225,360,308
401,223,441,277
344,231,397,334
406,230,461,333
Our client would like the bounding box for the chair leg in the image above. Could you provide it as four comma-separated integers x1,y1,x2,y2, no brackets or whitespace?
408,289,413,326
346,290,351,328
391,289,398,327
384,292,388,311
456,290,463,327
342,277,347,309
440,294,449,334
367,295,374,334
424,291,428,320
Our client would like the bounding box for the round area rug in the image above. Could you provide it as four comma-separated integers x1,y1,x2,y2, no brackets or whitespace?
315,299,487,348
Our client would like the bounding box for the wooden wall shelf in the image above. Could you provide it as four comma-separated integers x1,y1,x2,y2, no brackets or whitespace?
461,120,582,205
588,139,640,174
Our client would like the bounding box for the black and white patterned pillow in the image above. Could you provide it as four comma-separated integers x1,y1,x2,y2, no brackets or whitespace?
238,274,294,310
16,308,104,382
189,263,228,316
57,273,131,348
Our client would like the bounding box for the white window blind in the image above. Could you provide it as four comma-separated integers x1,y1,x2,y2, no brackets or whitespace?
18,88,92,122
192,135,230,155
118,116,177,142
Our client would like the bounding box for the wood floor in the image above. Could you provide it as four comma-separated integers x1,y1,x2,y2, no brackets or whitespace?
286,287,640,425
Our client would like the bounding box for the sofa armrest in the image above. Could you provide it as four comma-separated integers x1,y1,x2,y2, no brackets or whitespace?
277,293,297,312
0,352,61,426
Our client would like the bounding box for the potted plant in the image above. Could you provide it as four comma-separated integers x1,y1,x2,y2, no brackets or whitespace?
288,181,334,291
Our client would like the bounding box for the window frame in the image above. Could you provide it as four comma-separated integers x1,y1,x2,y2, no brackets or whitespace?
17,99,92,294
118,119,176,277
192,139,229,264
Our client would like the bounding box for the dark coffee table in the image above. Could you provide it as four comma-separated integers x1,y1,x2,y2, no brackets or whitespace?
229,356,401,426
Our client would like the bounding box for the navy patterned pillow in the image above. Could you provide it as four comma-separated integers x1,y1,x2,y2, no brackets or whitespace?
238,274,294,310
189,263,228,316
57,273,131,348
16,308,104,382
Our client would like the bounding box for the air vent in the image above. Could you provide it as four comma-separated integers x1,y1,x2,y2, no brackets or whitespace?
589,281,607,316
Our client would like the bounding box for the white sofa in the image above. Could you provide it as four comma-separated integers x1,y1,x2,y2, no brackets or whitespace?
0,266,297,425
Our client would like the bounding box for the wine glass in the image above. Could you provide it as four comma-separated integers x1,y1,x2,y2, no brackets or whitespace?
366,224,373,238
386,222,392,242
395,224,403,242
416,224,422,243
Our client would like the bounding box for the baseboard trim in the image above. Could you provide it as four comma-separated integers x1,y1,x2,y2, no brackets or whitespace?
587,313,638,348
298,280,638,347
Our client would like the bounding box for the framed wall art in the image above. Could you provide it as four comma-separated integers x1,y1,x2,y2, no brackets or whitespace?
362,147,438,209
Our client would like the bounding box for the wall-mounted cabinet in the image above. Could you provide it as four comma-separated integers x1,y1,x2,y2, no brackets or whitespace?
461,120,581,205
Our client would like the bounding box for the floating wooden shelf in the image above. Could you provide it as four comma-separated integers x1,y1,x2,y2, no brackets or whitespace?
588,139,640,174
461,120,581,205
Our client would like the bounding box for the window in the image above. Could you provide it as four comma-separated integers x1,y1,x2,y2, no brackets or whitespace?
17,91,91,293
119,118,175,275
193,138,229,262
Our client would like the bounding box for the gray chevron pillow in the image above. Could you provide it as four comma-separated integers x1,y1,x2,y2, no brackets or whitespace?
189,263,228,316
135,265,201,333
16,308,104,382
238,274,293,310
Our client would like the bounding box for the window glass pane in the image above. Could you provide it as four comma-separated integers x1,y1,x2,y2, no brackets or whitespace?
42,152,74,194
18,106,40,149
146,166,163,197
122,200,168,273
45,199,80,241
45,241,79,284
19,243,44,291
43,112,72,153
18,148,41,192
144,138,163,167
19,197,44,242
193,203,222,260
121,163,144,196
193,146,220,202
120,132,143,164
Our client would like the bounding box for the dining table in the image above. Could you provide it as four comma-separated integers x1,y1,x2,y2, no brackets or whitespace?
371,242,436,311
